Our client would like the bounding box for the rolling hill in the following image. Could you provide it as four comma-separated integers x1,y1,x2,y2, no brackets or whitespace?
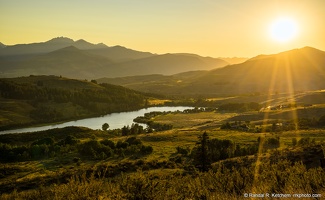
87,45,155,62
217,57,248,64
201,46,325,93
0,75,150,130
98,46,325,96
102,53,228,77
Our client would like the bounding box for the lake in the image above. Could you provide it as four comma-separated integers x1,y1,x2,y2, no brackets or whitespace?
0,106,193,135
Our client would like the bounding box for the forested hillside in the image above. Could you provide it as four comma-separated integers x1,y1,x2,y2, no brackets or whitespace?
0,75,149,130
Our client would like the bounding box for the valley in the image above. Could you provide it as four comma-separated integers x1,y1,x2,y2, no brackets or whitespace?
1,101,325,199
0,38,325,199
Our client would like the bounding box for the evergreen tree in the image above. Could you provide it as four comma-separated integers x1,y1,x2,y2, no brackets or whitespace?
195,131,210,172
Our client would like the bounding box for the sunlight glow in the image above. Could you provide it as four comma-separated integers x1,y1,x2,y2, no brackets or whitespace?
270,18,298,42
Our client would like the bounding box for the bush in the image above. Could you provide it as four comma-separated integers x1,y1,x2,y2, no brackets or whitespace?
298,137,310,146
32,137,55,146
64,136,78,145
176,146,189,155
100,139,115,149
125,137,142,146
141,145,153,154
263,137,280,149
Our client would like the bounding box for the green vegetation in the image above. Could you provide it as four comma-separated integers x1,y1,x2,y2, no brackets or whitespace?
1,126,325,199
0,75,151,130
2,160,324,200
1,78,325,199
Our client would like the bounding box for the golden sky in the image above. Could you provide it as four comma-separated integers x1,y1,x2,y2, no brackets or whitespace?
1,0,324,57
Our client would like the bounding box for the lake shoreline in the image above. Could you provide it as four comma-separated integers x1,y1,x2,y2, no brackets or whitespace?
0,106,145,133
0,106,194,135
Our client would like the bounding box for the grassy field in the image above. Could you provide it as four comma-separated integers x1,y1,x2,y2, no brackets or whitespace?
152,111,237,129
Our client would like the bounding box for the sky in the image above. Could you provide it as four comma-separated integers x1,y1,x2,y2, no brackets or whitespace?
1,0,325,57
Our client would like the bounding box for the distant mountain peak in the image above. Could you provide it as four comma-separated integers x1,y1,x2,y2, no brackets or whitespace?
58,45,80,51
47,46,82,55
75,39,88,43
96,43,108,48
72,39,108,50
46,37,74,44
249,46,325,62
299,46,324,53
74,39,93,46
113,45,127,49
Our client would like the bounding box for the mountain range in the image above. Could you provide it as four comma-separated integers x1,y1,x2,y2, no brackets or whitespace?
1,37,324,96
0,37,106,56
0,37,229,79
98,47,325,96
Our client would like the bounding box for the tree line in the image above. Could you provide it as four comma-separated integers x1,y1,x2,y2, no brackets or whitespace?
0,135,153,162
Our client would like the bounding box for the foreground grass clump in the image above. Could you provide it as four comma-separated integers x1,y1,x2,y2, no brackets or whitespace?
1,160,324,200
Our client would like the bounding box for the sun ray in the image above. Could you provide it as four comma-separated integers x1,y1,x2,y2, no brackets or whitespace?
251,55,281,192
283,54,299,131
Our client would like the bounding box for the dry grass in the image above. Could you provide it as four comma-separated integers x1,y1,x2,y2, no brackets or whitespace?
152,112,237,129
147,99,171,105
1,161,324,200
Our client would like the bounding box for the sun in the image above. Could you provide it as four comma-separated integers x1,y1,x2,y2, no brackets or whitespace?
269,17,298,42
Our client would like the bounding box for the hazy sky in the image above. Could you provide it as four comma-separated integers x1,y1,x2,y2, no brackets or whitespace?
1,0,324,57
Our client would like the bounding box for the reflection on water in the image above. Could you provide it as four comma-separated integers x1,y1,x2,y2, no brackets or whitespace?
0,106,193,135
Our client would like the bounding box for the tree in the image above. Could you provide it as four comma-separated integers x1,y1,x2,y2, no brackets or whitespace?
208,138,235,161
65,136,78,145
102,123,109,131
122,125,129,136
264,137,280,149
195,131,210,172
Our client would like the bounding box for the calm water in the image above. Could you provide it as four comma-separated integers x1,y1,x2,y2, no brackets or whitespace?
0,106,193,135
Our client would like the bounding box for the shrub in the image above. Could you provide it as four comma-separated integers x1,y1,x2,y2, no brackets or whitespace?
176,146,189,155
100,139,115,149
141,145,153,154
32,137,55,146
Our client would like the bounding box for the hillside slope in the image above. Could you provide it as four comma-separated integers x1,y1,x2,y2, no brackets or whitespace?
102,53,228,77
4,46,114,79
0,75,149,130
87,45,154,62
99,47,325,96
197,46,325,94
